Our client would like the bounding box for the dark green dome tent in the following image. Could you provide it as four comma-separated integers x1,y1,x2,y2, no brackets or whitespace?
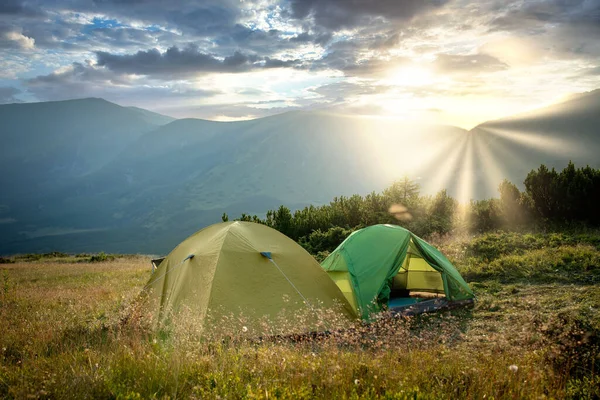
321,224,474,319
144,221,357,333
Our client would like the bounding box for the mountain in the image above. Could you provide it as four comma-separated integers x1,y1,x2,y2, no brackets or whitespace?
468,89,600,197
126,106,176,126
1,91,599,254
0,103,467,254
0,98,173,197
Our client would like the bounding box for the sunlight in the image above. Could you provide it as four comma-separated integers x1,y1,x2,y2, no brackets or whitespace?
418,134,469,198
385,65,435,87
455,134,474,203
481,126,582,155
472,131,513,196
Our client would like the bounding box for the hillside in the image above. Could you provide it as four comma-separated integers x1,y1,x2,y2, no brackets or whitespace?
469,89,600,195
0,98,172,196
0,108,467,254
1,91,600,254
1,232,598,398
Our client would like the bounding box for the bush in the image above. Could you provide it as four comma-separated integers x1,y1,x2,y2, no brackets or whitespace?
299,227,355,255
88,252,115,263
462,245,600,284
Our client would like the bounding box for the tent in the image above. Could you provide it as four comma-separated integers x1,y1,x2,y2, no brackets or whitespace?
144,221,357,332
321,224,474,319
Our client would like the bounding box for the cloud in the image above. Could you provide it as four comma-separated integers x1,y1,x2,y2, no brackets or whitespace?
26,61,221,102
489,0,600,60
0,26,34,49
289,0,449,30
433,54,508,74
96,46,256,77
0,86,22,103
95,45,306,78
0,0,44,16
310,81,390,100
159,101,304,121
1,0,599,128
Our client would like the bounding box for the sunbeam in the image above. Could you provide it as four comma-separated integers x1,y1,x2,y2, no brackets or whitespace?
455,133,474,203
417,133,470,200
472,131,513,197
481,126,582,155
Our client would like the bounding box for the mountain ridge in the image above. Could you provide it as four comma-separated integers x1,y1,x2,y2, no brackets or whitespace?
1,90,599,254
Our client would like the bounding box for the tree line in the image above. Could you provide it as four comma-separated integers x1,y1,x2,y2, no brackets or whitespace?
223,162,600,257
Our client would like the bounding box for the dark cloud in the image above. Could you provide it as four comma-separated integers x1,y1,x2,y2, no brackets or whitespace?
25,61,221,102
0,24,35,49
313,40,411,77
0,0,44,16
491,0,600,29
95,45,306,78
88,0,242,36
489,0,600,59
96,46,256,77
289,0,449,30
289,31,332,46
0,86,22,103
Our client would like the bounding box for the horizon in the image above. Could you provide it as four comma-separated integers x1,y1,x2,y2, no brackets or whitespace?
4,88,598,131
1,0,600,129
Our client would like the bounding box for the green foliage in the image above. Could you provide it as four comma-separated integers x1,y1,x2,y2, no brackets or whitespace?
233,176,468,250
299,227,354,255
498,179,531,227
462,245,600,284
525,161,600,224
467,198,503,232
228,163,600,255
427,189,456,235
88,252,115,263
465,231,600,262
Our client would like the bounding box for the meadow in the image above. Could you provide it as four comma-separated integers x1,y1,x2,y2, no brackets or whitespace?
1,232,599,399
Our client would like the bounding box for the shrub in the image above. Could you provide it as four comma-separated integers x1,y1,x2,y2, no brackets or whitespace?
89,252,115,263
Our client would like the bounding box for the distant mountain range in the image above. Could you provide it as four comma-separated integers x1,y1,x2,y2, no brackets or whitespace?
1,91,599,254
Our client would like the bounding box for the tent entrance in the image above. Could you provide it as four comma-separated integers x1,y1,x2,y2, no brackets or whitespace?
389,239,445,306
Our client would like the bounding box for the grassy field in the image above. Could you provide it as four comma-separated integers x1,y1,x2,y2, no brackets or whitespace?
1,232,599,399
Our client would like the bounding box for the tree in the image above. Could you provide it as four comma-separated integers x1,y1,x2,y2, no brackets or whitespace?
468,199,502,232
221,212,229,222
428,189,456,235
498,179,527,227
525,164,562,220
273,205,293,238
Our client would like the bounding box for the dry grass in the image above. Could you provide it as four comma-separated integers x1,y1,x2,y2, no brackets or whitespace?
1,241,599,399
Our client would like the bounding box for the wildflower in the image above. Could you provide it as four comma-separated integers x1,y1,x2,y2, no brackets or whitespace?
354,379,360,385
242,326,248,333
509,365,518,373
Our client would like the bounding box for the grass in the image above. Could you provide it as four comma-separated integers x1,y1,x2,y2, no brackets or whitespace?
1,232,599,399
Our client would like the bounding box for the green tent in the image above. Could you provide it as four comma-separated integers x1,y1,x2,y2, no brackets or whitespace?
144,221,357,332
321,224,474,319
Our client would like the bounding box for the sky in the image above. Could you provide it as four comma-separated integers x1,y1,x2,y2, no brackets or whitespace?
1,0,599,129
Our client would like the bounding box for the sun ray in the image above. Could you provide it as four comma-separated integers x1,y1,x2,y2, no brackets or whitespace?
482,126,582,155
417,133,470,198
471,131,513,197
455,133,474,203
